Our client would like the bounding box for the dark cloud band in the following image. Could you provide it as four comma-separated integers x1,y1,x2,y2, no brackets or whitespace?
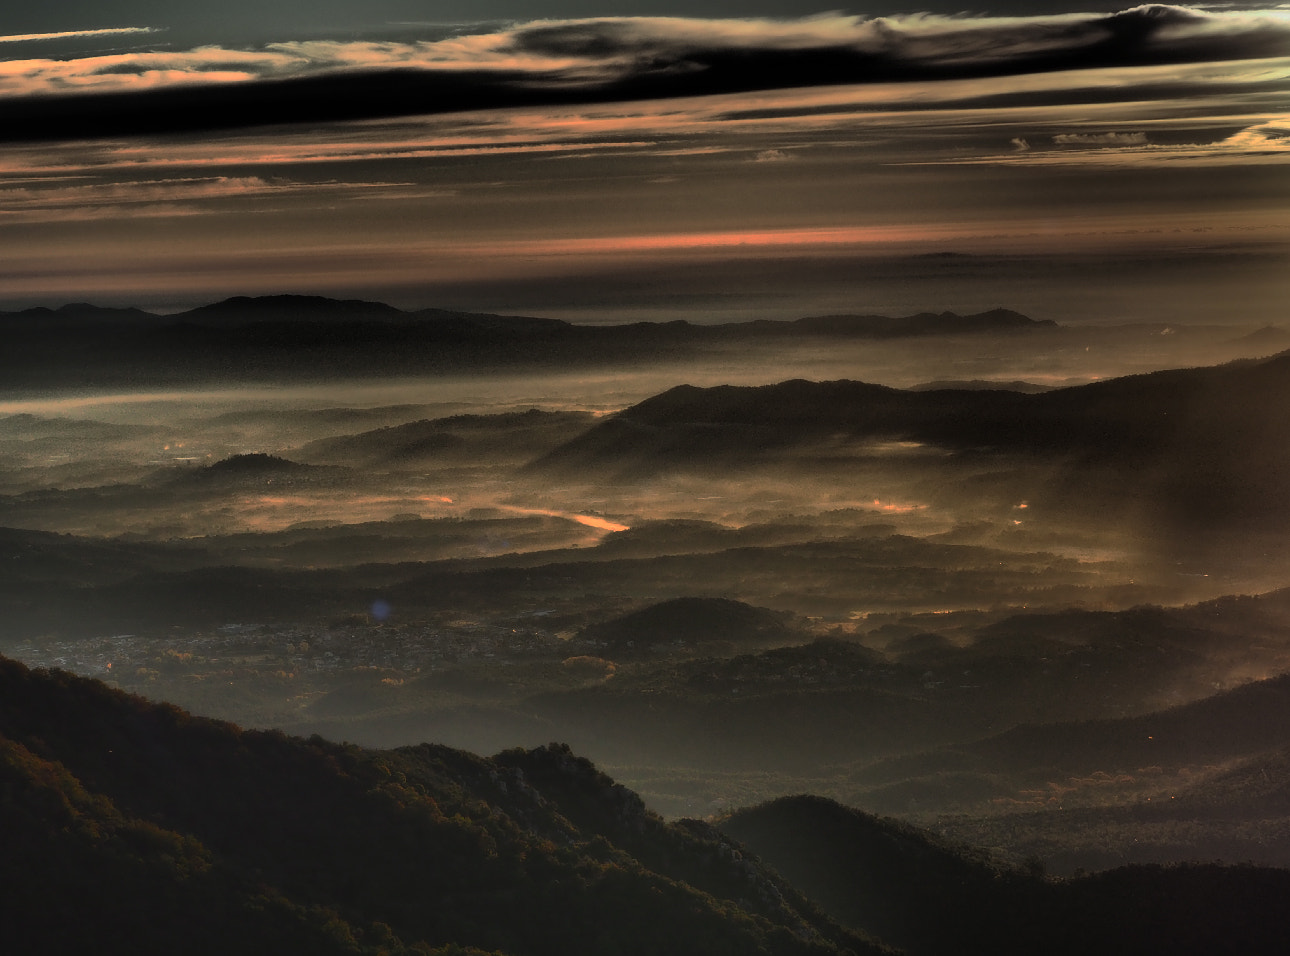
2,6,1287,143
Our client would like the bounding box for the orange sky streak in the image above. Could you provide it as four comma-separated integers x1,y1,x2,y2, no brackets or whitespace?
504,225,964,256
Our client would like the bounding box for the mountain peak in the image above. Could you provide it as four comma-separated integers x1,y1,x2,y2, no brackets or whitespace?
578,596,799,655
177,294,407,325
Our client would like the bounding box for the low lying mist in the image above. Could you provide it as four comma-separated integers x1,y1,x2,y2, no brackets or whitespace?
5,315,1290,868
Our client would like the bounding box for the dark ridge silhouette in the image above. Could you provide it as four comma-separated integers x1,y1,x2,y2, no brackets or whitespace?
0,294,1057,387
885,631,959,660
972,669,1290,772
1226,325,1290,351
721,793,1290,956
176,293,407,326
163,454,347,491
907,379,1056,393
186,453,323,481
790,308,1052,338
0,302,167,330
201,453,310,475
530,353,1290,534
7,654,1290,955
855,669,1290,797
722,795,1026,955
409,307,574,336
0,526,200,587
0,412,151,439
577,596,801,656
0,655,878,956
294,408,596,467
1168,742,1290,817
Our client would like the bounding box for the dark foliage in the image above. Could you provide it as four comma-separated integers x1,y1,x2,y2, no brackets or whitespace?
0,656,875,956
722,794,1290,956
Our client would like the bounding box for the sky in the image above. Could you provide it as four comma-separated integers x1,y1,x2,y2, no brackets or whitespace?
1,4,1288,323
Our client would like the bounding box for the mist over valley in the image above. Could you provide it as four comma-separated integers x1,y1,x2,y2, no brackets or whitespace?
5,295,1290,897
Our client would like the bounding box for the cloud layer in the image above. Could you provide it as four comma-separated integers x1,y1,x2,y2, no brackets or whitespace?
1,7,1286,321
1,6,1288,140
0,27,156,45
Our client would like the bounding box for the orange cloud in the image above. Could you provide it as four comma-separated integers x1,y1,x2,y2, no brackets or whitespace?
4,9,1289,107
0,47,300,97
0,27,155,44
942,113,1290,168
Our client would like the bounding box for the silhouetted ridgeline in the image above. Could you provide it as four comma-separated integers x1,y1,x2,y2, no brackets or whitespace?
0,656,876,956
294,409,596,468
577,597,802,657
841,661,1290,860
721,795,1290,956
5,655,1289,955
530,353,1290,536
0,295,1055,387
535,353,1290,465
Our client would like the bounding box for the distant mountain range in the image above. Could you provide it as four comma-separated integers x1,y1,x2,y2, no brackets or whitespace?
0,295,1056,337
0,294,1056,387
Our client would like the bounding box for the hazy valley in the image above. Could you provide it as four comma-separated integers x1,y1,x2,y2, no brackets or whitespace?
6,294,1290,900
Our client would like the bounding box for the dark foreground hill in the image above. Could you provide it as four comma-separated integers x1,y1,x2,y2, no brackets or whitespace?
6,656,1290,956
722,795,1290,956
0,655,875,956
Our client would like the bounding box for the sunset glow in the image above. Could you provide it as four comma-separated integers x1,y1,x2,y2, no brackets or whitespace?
0,7,1283,320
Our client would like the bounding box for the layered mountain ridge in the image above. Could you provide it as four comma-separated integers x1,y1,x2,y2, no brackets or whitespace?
0,295,1056,387
6,655,1290,955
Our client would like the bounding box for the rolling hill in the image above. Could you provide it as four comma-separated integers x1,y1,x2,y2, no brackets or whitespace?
533,352,1290,471
529,353,1290,543
722,795,1290,956
0,655,876,956
293,409,596,468
6,654,1290,955
576,597,802,657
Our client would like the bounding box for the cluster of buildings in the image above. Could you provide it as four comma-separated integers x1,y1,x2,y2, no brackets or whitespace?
10,616,566,685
